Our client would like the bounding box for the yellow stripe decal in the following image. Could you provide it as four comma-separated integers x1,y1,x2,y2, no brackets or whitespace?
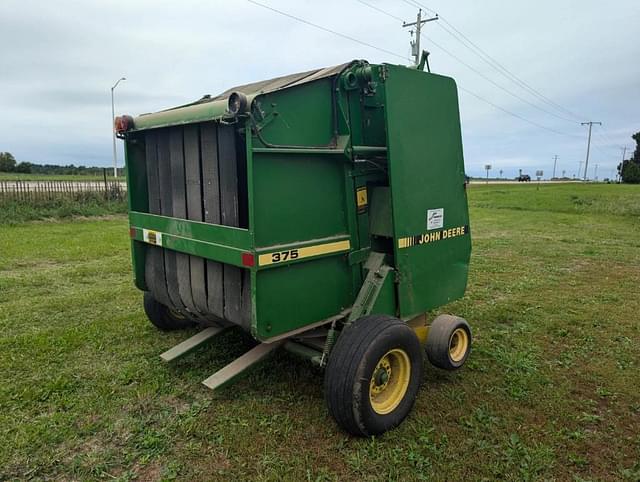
258,240,351,267
398,225,470,249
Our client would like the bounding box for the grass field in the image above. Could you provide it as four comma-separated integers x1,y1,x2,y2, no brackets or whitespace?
0,197,127,225
1,183,639,481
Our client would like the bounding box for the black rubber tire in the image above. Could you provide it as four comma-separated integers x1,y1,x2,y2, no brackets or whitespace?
143,292,195,331
425,314,472,370
324,315,423,437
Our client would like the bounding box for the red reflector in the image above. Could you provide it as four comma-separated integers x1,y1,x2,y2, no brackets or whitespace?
241,252,255,267
129,227,137,239
115,115,133,134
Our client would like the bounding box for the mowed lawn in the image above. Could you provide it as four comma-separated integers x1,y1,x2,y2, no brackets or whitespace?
1,183,639,481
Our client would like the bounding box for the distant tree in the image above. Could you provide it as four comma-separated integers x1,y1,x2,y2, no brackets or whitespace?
620,160,640,183
14,162,32,174
618,131,640,183
0,152,17,172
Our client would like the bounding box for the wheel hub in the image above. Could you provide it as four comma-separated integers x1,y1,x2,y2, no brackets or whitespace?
448,328,469,362
369,349,411,415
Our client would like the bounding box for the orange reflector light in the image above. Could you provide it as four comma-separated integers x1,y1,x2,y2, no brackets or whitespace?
129,227,137,239
241,252,255,267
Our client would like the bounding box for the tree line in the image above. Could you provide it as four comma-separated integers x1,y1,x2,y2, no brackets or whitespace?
0,152,119,176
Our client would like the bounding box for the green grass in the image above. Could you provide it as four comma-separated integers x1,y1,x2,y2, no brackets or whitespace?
0,172,120,181
1,183,639,481
0,195,127,225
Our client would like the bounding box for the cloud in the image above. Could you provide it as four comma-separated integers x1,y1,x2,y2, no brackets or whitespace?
0,0,638,178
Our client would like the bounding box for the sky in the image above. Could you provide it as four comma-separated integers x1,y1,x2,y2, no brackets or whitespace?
1,0,638,179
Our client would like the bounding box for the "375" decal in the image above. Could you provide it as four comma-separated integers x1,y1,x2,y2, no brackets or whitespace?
258,240,350,267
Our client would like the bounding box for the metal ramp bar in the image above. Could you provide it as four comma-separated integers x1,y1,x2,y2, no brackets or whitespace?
160,326,225,362
202,341,284,390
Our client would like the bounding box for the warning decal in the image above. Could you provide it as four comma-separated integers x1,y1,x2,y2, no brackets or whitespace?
142,229,163,247
427,208,444,230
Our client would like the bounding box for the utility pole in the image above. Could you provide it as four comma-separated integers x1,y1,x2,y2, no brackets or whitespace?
619,146,628,182
594,163,598,181
552,155,559,179
111,77,126,178
403,9,439,65
581,121,601,181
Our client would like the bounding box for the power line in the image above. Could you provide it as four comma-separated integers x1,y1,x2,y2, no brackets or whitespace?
246,0,410,62
457,87,579,138
356,0,405,23
399,0,588,122
247,0,581,139
417,31,582,124
433,21,579,123
357,0,584,125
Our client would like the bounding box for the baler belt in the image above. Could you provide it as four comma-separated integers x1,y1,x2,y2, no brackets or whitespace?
157,132,188,313
218,125,243,326
184,125,209,316
143,123,251,330
169,127,199,316
144,130,172,308
200,123,225,319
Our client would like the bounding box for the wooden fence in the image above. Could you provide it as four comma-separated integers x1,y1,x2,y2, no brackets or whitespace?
0,180,127,202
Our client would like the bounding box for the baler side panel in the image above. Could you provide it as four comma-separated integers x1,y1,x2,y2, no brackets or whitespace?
251,151,353,340
124,134,148,292
383,66,471,317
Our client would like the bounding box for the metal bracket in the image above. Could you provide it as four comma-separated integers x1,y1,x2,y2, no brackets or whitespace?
347,252,392,324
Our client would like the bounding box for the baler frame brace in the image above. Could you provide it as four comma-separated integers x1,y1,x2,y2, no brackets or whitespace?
158,251,396,389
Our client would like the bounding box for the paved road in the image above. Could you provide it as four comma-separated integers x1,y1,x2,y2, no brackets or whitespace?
469,180,582,185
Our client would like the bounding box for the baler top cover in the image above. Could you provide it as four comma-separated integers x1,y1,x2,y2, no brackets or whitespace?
131,63,350,131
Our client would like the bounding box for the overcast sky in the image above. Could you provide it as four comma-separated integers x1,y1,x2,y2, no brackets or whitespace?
1,0,638,178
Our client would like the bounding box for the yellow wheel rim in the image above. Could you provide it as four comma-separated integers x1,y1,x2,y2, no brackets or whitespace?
369,349,411,415
449,328,469,362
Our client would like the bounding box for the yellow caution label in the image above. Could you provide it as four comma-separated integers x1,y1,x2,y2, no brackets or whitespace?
142,229,163,246
258,240,351,266
356,187,368,213
398,225,469,249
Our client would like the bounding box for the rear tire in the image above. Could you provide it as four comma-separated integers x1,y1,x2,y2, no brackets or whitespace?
425,314,472,370
143,292,195,331
324,315,423,436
